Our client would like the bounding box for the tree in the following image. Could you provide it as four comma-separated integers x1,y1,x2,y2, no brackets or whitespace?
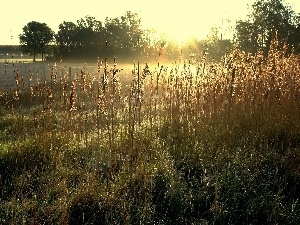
104,11,144,58
54,12,145,59
235,0,299,56
236,20,259,54
189,27,232,62
120,11,144,54
76,16,103,57
55,21,78,57
56,16,104,59
19,21,54,61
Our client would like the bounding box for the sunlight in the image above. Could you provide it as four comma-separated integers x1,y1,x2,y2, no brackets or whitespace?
140,0,229,45
1,0,300,45
164,25,197,45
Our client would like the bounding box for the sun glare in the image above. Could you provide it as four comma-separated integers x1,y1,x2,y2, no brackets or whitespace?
164,26,196,45
140,1,224,45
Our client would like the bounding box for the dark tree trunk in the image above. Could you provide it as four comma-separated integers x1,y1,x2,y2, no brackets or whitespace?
33,49,36,62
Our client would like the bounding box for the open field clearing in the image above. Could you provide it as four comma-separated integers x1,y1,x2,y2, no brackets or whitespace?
0,60,136,89
0,42,300,224
0,58,43,64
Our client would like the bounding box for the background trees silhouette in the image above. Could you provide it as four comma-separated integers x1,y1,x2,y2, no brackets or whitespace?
19,21,54,61
17,1,300,62
235,0,300,57
54,12,144,60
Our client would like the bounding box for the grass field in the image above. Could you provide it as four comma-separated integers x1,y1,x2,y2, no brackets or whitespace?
0,41,299,224
0,58,43,63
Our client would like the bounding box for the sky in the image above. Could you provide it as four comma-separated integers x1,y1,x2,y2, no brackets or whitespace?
1,0,300,45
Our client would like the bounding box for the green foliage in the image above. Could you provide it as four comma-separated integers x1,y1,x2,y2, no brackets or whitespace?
236,0,300,56
54,12,144,60
19,21,54,61
55,21,79,57
17,11,233,62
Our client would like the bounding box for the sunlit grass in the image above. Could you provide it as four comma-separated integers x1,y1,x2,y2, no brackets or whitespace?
0,39,300,224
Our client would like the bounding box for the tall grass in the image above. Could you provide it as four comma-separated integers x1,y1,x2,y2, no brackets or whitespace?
0,38,299,224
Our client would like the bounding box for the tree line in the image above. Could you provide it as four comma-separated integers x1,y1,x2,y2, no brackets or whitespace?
18,0,300,62
235,0,300,57
19,11,146,61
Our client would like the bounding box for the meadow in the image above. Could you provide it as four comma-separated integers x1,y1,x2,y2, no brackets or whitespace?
0,39,299,224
